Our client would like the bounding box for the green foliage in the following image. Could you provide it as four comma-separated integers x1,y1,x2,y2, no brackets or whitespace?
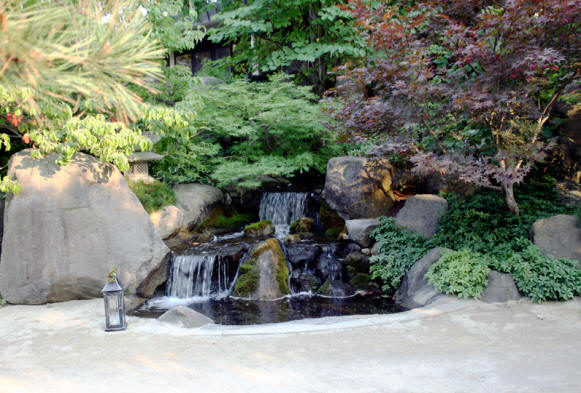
425,249,490,299
207,0,366,93
426,184,576,264
509,245,581,303
0,295,6,307
171,74,339,187
196,206,253,231
0,0,165,193
369,217,430,292
141,0,205,53
128,180,177,214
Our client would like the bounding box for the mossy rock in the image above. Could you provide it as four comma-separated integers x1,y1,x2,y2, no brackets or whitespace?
349,273,372,290
244,220,275,237
196,206,254,232
320,199,345,235
284,234,301,245
324,227,342,239
235,238,290,299
344,252,370,279
290,217,315,234
234,259,260,297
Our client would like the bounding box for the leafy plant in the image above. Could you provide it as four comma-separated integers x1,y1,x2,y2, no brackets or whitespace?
369,217,430,292
425,249,490,299
0,295,6,307
128,180,177,214
509,245,581,302
173,74,340,187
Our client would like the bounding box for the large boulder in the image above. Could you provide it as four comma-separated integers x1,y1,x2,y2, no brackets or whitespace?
345,218,379,247
393,248,446,309
480,271,522,303
159,306,213,328
395,194,448,238
234,238,290,300
150,205,184,240
530,214,581,264
173,183,223,230
0,151,170,304
322,157,394,220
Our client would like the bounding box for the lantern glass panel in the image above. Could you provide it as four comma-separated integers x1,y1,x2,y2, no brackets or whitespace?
105,294,121,326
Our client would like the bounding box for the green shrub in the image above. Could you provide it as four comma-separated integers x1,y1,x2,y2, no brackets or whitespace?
509,245,581,302
369,217,430,292
425,249,491,299
0,296,6,307
128,180,177,214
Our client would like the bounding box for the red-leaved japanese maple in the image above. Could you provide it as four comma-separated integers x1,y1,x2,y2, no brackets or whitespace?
332,0,581,214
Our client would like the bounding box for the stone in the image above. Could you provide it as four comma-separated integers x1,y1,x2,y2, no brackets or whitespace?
0,151,170,304
480,271,522,303
321,156,394,220
530,214,581,264
243,220,275,238
158,306,214,328
284,234,301,245
173,183,223,230
393,248,446,309
234,238,290,300
345,218,379,247
291,272,321,293
343,252,370,280
150,205,184,240
290,217,315,234
317,280,353,297
285,243,322,268
125,295,147,313
395,194,448,238
360,248,371,256
371,242,381,256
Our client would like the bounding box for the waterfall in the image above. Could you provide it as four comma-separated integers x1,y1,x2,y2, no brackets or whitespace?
259,192,318,238
167,253,235,298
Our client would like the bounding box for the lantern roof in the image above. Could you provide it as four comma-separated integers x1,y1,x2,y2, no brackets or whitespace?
102,277,123,293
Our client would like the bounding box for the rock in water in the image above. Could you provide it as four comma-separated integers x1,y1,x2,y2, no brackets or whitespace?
159,306,213,328
0,151,170,304
173,183,223,230
322,157,394,220
395,194,448,239
530,214,581,264
234,238,290,300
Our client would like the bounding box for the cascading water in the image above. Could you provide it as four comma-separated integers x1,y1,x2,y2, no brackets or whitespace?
167,252,237,298
258,192,318,238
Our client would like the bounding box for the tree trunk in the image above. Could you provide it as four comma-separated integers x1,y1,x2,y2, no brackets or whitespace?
502,183,519,215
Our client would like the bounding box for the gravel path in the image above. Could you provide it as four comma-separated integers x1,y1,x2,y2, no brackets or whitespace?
1,297,580,393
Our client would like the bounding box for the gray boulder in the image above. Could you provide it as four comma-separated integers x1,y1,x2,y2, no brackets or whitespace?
480,271,522,303
395,194,448,238
530,214,581,264
159,306,213,328
173,183,223,230
345,218,379,247
150,205,184,240
322,157,394,220
0,151,170,304
394,248,446,309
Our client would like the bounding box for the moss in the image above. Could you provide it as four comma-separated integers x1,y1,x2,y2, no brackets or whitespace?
349,273,371,290
325,228,342,239
128,179,177,214
234,259,259,297
251,238,290,295
290,217,314,234
317,280,332,296
196,206,253,232
244,220,273,232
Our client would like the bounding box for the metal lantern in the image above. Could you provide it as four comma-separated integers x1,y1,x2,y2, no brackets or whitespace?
102,269,127,332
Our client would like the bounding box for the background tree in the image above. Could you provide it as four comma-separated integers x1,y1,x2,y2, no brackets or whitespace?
333,0,581,214
205,0,366,94
0,0,166,192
